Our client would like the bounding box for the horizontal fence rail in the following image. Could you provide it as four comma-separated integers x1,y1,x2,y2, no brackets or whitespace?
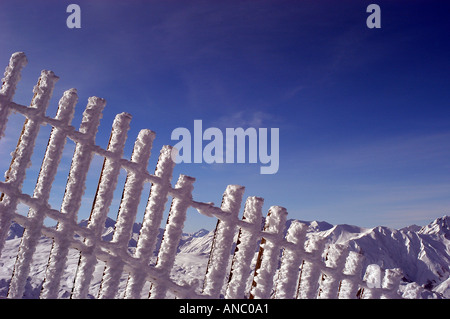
0,52,404,299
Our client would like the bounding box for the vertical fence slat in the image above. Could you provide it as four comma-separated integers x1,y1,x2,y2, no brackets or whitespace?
97,128,155,299
0,70,58,258
71,112,131,299
295,235,326,299
249,206,288,299
381,268,402,299
273,220,307,299
0,53,405,300
0,52,28,138
339,251,364,299
124,145,175,299
8,88,77,299
317,244,347,299
149,174,195,299
40,96,105,299
225,196,263,299
362,266,383,299
202,185,245,298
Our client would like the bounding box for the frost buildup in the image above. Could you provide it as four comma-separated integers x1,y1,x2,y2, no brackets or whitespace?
8,88,77,299
149,174,195,299
40,96,105,299
225,196,264,299
317,244,348,299
250,206,288,299
0,68,58,260
125,145,176,299
71,112,131,299
273,220,307,299
202,185,245,298
296,235,327,299
97,129,155,299
0,52,28,138
339,250,365,298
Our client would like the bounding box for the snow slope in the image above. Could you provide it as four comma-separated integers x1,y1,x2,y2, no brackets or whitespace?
0,216,448,298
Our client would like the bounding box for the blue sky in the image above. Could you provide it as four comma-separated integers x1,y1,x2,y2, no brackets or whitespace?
1,0,449,232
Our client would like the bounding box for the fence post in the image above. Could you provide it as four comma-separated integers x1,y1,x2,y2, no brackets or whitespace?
97,128,155,299
7,88,77,299
149,174,195,299
338,250,364,299
381,268,402,299
71,112,131,299
317,244,347,299
249,206,288,299
124,145,176,299
0,52,28,138
295,235,326,299
225,196,264,299
40,96,105,299
202,185,245,298
362,265,383,299
273,220,307,299
0,69,58,259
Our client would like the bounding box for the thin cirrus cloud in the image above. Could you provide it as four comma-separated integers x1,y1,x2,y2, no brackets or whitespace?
299,131,450,172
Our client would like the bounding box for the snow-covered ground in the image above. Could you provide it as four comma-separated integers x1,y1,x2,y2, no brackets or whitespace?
0,215,448,298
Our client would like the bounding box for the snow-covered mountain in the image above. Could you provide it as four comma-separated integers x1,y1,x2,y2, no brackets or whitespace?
178,215,450,298
1,215,449,298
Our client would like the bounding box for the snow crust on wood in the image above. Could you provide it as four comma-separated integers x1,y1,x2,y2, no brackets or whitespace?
317,244,347,298
225,196,263,299
98,129,155,299
0,52,28,138
41,96,105,299
296,236,327,299
0,69,58,260
8,88,77,299
72,112,131,299
250,206,287,299
202,185,244,298
0,53,410,299
273,220,306,299
149,174,195,299
124,145,176,298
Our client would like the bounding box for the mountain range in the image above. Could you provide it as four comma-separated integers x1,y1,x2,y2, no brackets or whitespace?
1,215,449,298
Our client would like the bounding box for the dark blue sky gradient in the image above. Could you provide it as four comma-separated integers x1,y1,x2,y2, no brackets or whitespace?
1,0,449,231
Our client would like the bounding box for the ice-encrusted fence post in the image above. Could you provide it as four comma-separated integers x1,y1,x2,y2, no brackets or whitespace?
360,266,402,299
273,220,307,299
361,265,383,299
249,206,288,299
295,236,326,299
71,112,132,299
97,129,155,299
381,268,402,299
202,185,245,298
0,52,27,138
338,251,364,299
40,96,105,299
124,145,176,299
317,244,347,299
149,174,195,299
225,196,264,299
0,69,58,258
8,88,78,299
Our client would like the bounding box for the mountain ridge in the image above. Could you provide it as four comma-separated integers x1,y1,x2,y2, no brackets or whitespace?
3,215,449,298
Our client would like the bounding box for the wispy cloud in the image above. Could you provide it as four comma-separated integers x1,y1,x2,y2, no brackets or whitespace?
299,131,450,171
213,111,274,129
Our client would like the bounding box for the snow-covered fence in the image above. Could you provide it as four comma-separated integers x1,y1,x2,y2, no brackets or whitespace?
0,53,403,299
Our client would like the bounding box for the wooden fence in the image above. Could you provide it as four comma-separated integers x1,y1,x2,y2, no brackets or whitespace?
0,52,403,299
